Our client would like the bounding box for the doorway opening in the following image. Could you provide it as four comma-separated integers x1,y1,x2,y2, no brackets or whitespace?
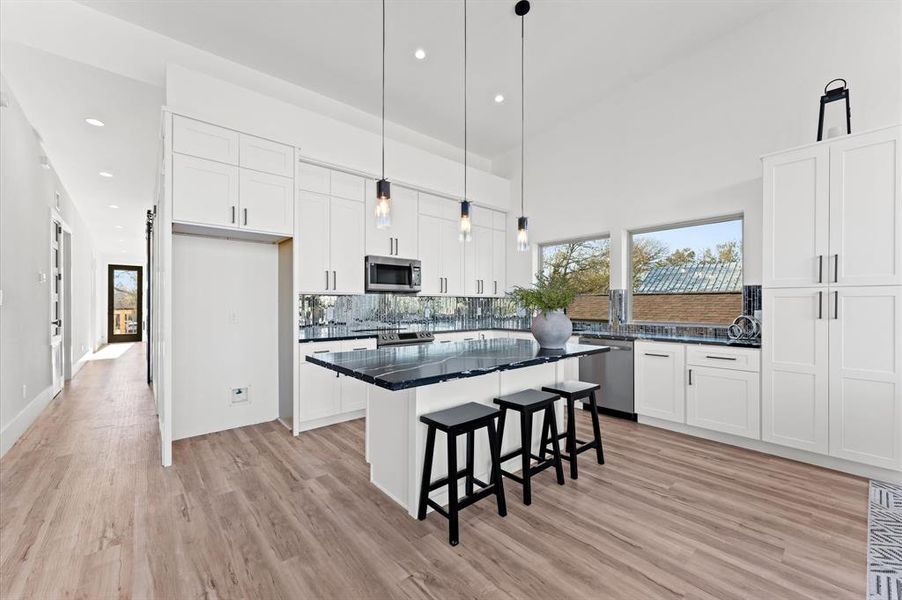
108,264,143,343
50,216,72,397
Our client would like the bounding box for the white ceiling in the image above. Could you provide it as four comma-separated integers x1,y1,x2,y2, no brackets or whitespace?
77,0,778,159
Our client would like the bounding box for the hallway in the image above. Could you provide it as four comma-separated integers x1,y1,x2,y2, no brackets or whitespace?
0,343,869,599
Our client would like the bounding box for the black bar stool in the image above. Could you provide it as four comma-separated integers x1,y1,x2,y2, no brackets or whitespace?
418,402,507,546
540,381,605,479
493,390,565,505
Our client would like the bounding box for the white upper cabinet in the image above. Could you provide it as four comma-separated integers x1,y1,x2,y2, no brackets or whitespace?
331,171,366,201
329,196,365,294
829,128,902,286
365,181,418,259
492,229,506,296
492,210,507,231
763,126,901,288
761,288,829,454
297,191,364,294
465,225,494,296
418,214,464,296
297,192,331,293
239,134,294,177
762,146,829,288
238,169,293,235
442,219,465,296
172,154,239,228
635,341,686,423
297,162,331,194
173,116,239,165
828,286,902,469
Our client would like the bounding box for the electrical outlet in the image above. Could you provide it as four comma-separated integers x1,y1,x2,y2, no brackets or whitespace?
229,311,239,325
230,387,249,405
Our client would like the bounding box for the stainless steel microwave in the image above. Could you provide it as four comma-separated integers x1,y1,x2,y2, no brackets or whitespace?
364,256,421,293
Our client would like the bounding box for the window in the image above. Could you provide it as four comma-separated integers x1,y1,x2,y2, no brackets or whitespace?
540,237,610,321
630,217,742,324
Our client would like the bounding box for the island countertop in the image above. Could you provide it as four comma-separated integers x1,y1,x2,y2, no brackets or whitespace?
305,338,610,391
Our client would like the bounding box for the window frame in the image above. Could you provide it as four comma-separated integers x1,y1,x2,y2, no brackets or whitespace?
627,213,744,326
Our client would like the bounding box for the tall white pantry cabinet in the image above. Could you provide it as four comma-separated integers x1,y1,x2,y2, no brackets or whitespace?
761,125,902,471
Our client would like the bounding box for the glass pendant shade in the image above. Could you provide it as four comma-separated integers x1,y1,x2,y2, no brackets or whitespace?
459,200,472,242
516,216,529,252
375,178,391,229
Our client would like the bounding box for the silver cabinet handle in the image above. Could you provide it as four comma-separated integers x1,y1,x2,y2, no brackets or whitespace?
818,255,823,283
833,254,839,283
443,277,447,293
389,238,393,255
688,369,693,385
705,355,737,361
231,206,236,224
243,208,248,226
352,347,367,351
332,271,337,290
395,238,399,256
494,280,498,295
833,290,839,319
818,290,823,319
313,349,332,354
644,352,669,358
325,270,330,290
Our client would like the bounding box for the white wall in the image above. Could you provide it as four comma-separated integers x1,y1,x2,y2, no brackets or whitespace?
171,234,278,440
0,77,97,456
497,1,902,290
166,65,512,212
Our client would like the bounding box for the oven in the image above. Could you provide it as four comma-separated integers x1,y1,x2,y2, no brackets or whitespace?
365,256,421,293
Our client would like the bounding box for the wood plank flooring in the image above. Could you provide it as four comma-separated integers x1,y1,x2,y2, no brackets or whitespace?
1,343,868,599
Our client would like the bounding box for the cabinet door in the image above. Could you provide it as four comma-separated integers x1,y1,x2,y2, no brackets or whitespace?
330,196,365,294
829,127,902,286
172,154,239,227
173,116,239,164
391,186,419,259
686,366,760,439
239,134,293,177
331,171,365,201
440,218,464,296
761,288,829,453
418,215,443,295
828,286,902,469
297,192,331,293
465,225,493,295
634,341,686,423
340,340,375,412
492,229,506,297
239,169,293,235
762,146,829,288
299,343,341,421
297,162,331,193
365,179,393,257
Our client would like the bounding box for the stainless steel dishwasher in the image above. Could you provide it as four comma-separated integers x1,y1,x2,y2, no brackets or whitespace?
578,337,635,419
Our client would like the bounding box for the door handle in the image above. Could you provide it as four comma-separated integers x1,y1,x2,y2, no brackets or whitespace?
243,208,248,226
688,369,693,385
818,290,823,319
833,290,839,319
51,319,62,326
325,270,330,290
833,254,839,283
644,352,669,358
231,206,236,224
817,254,823,283
705,355,737,361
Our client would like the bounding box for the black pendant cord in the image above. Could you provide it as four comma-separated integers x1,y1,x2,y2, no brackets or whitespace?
381,0,386,180
463,0,468,203
520,12,524,218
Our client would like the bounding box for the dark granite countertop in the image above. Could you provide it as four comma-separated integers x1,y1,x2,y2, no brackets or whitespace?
298,323,760,348
305,338,610,391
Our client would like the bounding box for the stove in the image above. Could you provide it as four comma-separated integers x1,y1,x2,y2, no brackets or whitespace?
376,331,435,347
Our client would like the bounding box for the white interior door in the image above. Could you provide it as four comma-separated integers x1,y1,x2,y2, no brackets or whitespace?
828,286,902,469
762,146,829,288
829,127,902,286
50,220,63,396
761,288,829,453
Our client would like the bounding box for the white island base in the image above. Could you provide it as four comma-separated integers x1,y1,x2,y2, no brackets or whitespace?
366,360,578,517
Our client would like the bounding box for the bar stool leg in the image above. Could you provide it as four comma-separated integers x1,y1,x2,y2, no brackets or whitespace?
589,390,605,465
520,409,533,505
491,408,507,484
486,419,507,517
566,397,578,479
417,425,436,520
465,430,475,496
538,407,551,461
546,405,565,485
446,431,459,546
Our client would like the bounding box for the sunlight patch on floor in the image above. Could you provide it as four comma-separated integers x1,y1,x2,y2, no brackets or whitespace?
86,343,133,361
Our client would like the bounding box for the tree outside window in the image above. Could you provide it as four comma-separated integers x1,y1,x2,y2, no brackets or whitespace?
540,238,610,321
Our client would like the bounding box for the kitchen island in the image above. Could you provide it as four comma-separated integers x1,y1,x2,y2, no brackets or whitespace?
307,338,609,516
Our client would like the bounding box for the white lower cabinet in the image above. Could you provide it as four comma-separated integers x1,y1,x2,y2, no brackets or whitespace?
828,286,902,469
298,339,376,428
687,366,760,439
635,341,686,423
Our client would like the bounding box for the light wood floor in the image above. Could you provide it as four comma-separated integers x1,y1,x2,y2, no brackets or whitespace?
1,343,868,599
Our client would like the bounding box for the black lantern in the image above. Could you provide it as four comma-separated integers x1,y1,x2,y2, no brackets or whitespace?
817,78,851,142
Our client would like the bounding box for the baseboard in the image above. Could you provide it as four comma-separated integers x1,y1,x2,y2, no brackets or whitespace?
295,409,365,434
71,351,92,378
0,385,55,457
638,416,902,483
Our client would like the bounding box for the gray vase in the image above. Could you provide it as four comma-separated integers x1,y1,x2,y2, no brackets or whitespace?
530,310,573,349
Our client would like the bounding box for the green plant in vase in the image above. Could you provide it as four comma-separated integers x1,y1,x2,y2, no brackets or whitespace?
509,273,577,348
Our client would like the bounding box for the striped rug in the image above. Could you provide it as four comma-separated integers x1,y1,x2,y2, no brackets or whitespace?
869,481,902,599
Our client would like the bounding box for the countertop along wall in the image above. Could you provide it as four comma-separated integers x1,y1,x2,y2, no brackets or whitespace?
497,1,902,291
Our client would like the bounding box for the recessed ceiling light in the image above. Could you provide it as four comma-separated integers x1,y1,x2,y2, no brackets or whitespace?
85,118,105,127
108,204,119,209
118,239,125,242
494,94,505,104
414,48,426,60
99,171,113,178
114,225,123,229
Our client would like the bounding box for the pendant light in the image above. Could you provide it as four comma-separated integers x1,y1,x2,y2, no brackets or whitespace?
375,0,392,229
459,0,472,242
515,0,530,252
